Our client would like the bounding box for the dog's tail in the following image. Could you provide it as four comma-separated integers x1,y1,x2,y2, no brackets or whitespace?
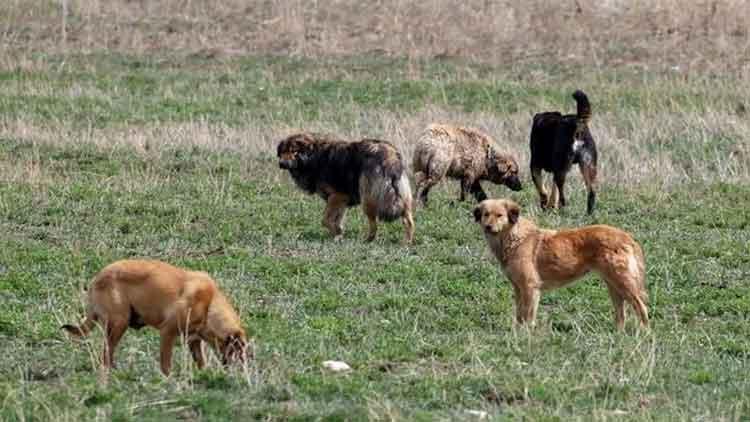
628,241,649,327
360,145,413,222
572,90,592,124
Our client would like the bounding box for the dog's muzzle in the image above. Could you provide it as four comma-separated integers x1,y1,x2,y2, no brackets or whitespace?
278,159,295,170
483,225,499,234
505,176,523,191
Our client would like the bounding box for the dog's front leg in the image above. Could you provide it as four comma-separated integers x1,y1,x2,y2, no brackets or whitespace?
103,319,128,370
515,286,541,327
401,208,415,245
469,180,488,202
323,193,349,241
159,328,178,375
363,201,378,242
459,177,476,202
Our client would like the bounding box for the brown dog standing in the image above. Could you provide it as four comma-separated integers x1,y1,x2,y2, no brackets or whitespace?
474,199,648,329
277,133,414,243
62,259,249,375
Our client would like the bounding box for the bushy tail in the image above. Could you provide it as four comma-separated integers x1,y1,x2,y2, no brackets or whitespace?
572,90,592,124
630,241,649,327
634,242,648,304
361,162,413,222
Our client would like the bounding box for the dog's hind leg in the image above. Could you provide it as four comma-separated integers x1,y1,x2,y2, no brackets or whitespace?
606,284,626,330
553,171,567,208
414,171,427,205
579,162,597,215
323,193,349,241
531,167,549,209
548,183,559,210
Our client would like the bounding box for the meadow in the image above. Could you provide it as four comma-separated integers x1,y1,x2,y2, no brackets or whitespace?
1,1,750,420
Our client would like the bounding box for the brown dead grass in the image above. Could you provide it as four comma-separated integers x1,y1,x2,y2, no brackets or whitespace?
1,0,749,74
2,102,749,189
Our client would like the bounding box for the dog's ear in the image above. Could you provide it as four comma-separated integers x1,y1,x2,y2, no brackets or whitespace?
507,202,520,224
473,205,482,222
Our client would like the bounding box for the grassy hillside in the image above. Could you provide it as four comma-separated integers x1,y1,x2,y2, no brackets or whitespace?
0,55,749,420
1,1,750,420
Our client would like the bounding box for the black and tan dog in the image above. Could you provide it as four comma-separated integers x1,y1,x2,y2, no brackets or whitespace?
62,259,249,375
474,199,648,329
529,90,598,214
413,124,522,206
277,133,414,243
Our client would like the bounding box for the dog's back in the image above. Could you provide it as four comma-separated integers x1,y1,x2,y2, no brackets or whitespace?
413,124,493,172
529,90,595,173
65,260,216,336
529,112,578,172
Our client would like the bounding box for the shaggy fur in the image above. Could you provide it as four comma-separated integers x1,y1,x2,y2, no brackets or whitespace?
62,260,249,375
413,124,522,206
529,90,598,214
278,133,414,243
474,199,648,329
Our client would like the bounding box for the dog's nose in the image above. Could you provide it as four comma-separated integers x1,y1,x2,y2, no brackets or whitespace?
278,160,291,169
507,177,523,191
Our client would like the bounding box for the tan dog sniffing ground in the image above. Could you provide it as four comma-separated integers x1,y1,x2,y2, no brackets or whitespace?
62,259,249,375
413,124,522,206
474,199,648,329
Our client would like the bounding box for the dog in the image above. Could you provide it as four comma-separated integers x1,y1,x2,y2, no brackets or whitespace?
277,133,414,243
529,90,598,214
62,259,249,375
413,124,522,206
474,199,648,329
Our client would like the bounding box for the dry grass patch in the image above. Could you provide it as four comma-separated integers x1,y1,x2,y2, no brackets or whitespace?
2,0,750,74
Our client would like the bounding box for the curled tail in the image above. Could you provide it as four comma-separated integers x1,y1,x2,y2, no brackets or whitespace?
572,90,592,124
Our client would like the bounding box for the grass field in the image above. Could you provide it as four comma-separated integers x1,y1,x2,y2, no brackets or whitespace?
1,54,749,421
2,1,750,420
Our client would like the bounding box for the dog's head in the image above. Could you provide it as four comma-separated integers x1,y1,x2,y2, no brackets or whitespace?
219,330,251,366
473,199,520,234
488,153,522,191
277,134,315,170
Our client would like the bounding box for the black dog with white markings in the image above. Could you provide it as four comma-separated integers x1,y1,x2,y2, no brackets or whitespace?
529,90,598,215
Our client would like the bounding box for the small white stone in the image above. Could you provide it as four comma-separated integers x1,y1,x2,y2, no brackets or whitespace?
611,409,628,415
465,410,488,419
322,360,351,372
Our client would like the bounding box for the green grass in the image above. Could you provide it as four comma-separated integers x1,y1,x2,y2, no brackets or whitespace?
0,54,745,129
0,54,749,420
